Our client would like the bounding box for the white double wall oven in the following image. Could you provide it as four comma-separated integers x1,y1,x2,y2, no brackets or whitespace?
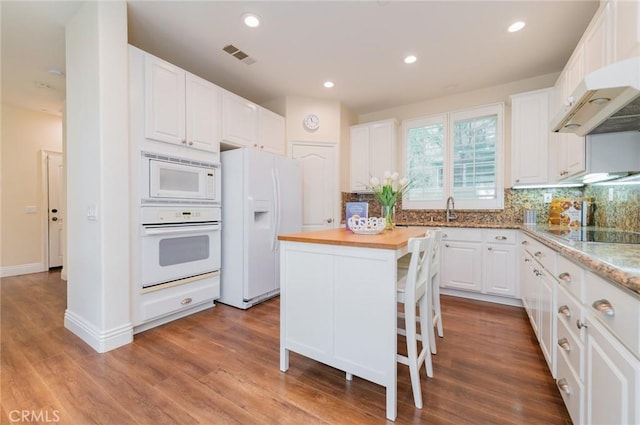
132,150,222,331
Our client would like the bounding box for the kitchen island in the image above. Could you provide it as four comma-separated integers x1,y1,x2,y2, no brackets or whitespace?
278,227,429,421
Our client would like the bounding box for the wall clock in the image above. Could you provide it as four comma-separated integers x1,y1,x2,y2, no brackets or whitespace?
303,113,320,131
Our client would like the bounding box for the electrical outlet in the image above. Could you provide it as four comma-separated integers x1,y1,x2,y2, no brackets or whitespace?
543,193,552,203
608,188,614,202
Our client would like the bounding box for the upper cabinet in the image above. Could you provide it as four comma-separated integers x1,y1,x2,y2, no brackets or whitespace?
221,90,286,155
349,119,398,192
144,54,220,153
221,90,258,147
257,107,286,155
511,88,553,186
611,0,640,61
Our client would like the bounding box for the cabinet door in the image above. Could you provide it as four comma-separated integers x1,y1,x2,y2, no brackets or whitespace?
511,89,551,186
144,55,186,145
222,90,258,146
565,46,585,101
557,133,586,179
584,3,611,75
441,241,482,292
185,73,220,153
258,107,285,155
368,121,397,183
483,244,517,297
349,126,371,192
538,269,556,376
612,0,640,62
585,318,639,425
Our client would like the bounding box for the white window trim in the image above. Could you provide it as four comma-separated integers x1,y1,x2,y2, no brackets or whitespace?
401,103,504,211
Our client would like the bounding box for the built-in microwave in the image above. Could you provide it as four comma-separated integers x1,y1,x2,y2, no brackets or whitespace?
141,151,221,204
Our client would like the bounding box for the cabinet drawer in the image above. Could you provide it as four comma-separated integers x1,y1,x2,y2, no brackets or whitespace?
557,284,586,342
141,276,220,322
441,227,482,242
556,255,586,302
556,348,584,425
557,315,584,379
523,238,556,274
586,272,640,358
485,229,517,245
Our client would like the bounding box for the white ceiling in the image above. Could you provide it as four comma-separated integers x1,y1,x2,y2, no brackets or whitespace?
1,1,600,117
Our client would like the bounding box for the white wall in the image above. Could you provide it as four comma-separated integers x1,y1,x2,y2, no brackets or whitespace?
0,105,62,276
64,1,132,353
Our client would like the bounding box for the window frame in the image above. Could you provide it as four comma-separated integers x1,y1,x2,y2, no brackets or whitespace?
401,103,504,211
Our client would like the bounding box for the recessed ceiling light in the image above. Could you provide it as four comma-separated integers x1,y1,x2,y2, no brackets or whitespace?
508,21,526,33
323,81,334,88
404,55,417,64
242,13,261,28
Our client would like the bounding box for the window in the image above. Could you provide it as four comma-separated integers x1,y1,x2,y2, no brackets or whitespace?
402,104,503,210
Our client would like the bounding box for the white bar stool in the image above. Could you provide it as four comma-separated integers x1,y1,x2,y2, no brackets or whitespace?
396,234,434,408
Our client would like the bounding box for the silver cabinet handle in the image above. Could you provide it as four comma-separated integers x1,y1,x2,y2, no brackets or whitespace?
576,320,588,330
495,236,507,240
558,305,571,319
534,251,543,258
521,240,528,245
487,247,493,251
557,337,571,352
181,297,193,305
326,218,333,223
188,141,193,146
556,378,571,396
181,140,187,144
558,272,571,283
592,299,615,316
524,258,531,263
445,243,450,248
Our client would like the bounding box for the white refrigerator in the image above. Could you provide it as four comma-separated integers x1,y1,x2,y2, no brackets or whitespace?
219,148,302,309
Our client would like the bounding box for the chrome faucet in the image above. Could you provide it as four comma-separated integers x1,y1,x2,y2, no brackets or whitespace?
446,196,457,222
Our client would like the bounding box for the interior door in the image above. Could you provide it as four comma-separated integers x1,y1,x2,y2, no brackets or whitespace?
290,143,337,232
47,153,64,268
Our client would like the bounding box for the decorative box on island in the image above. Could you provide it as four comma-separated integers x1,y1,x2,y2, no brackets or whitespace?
345,202,368,231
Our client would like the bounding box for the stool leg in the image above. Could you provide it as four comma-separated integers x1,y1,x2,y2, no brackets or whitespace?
433,275,444,338
405,304,424,408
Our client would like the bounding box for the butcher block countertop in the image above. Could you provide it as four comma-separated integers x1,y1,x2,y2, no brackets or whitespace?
278,227,430,250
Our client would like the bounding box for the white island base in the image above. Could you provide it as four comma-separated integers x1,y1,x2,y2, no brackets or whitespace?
278,227,428,421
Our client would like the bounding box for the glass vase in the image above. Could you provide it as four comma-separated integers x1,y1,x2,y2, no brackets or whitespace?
382,204,395,230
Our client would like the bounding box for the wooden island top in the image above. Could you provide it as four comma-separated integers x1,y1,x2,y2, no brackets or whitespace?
278,227,430,250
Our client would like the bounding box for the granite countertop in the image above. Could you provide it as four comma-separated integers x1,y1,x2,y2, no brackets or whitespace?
397,220,640,297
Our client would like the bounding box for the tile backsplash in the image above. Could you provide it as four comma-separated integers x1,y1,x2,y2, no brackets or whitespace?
342,185,640,232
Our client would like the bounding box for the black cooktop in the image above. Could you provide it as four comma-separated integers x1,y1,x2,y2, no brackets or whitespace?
545,228,640,244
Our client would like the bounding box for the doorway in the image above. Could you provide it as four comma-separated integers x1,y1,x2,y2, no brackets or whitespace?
289,142,339,232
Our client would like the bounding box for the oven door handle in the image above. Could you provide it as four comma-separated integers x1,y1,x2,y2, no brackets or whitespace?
142,224,220,236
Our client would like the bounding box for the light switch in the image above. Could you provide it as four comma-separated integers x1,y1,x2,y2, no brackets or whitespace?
87,204,98,221
543,193,552,203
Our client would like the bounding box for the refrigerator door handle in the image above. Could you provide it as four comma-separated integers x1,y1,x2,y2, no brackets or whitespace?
271,168,280,252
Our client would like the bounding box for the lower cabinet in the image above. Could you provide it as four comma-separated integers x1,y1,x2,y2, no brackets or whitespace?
441,228,518,301
520,231,640,425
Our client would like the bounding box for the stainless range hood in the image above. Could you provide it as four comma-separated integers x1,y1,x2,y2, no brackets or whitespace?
551,57,640,136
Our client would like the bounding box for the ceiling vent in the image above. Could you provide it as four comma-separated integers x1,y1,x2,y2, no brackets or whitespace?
222,44,256,65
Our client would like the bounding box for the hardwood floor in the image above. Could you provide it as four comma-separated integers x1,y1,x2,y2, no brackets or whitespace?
1,270,571,424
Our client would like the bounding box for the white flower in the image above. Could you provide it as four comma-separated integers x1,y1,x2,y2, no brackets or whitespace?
399,177,409,187
383,171,391,179
370,176,379,186
391,172,399,181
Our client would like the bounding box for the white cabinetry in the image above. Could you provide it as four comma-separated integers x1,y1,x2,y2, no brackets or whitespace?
611,0,640,61
349,119,398,192
510,88,554,186
519,234,557,374
144,53,220,153
221,90,258,147
441,228,518,301
257,107,285,155
583,2,612,75
584,272,640,425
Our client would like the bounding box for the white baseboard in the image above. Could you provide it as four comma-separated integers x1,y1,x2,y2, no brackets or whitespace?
0,263,46,278
64,309,133,353
440,288,524,308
